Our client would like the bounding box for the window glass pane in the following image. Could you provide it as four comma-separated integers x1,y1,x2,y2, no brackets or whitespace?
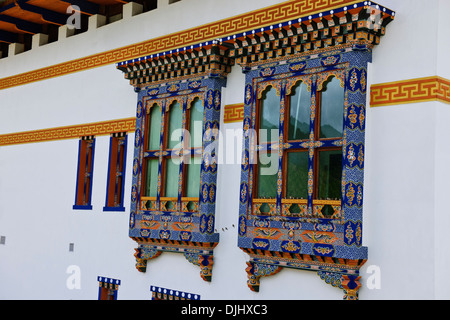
317,150,342,200
256,152,278,198
288,82,310,141
286,151,308,199
186,157,201,198
259,86,280,144
148,105,161,150
190,98,204,148
164,157,180,198
320,77,344,139
145,158,159,197
167,101,183,149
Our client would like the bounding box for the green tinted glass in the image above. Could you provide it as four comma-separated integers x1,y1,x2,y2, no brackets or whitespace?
148,105,161,150
259,86,280,144
145,158,159,197
288,82,310,141
286,152,308,199
167,101,183,149
320,77,344,139
164,157,180,198
186,157,201,198
317,150,342,200
257,152,278,198
190,99,204,148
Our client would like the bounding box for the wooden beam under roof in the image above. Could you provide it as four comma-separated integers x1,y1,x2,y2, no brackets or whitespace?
0,13,42,34
0,0,133,47
0,29,18,43
16,0,70,25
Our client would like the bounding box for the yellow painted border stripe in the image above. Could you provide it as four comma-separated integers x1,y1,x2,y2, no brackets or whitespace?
0,0,361,91
371,76,450,107
0,117,136,146
223,103,244,123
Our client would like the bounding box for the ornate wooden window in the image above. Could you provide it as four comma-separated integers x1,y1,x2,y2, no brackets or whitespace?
238,54,371,300
73,136,95,210
228,1,395,300
140,95,203,214
104,132,128,212
125,55,231,281
253,74,346,220
119,40,234,282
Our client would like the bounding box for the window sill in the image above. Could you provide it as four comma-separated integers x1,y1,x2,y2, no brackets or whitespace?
103,206,126,212
73,205,93,210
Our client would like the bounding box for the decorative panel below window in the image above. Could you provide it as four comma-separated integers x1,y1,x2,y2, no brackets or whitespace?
118,44,233,282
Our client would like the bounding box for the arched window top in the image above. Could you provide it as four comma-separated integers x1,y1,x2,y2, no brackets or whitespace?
187,94,205,109
189,97,204,149
165,97,184,113
286,76,313,96
257,80,282,100
319,75,345,139
317,70,346,91
288,81,310,141
258,85,280,144
166,100,183,149
147,102,162,151
146,101,162,114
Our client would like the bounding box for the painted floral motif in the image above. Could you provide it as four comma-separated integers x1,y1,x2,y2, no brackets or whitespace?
345,223,354,244
312,244,335,257
289,62,307,72
355,222,362,246
321,55,341,66
259,67,276,77
147,88,159,96
349,69,358,91
245,84,252,105
300,231,337,244
251,227,283,239
348,105,358,129
281,241,301,253
346,183,355,204
360,69,366,92
347,144,356,166
166,83,180,92
240,182,248,204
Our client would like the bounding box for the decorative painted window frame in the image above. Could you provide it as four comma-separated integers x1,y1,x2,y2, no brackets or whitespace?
229,3,395,300
237,46,371,299
129,74,227,282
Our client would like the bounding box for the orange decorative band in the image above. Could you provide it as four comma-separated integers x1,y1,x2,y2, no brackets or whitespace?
0,117,136,146
223,103,245,123
0,0,364,91
370,76,450,107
